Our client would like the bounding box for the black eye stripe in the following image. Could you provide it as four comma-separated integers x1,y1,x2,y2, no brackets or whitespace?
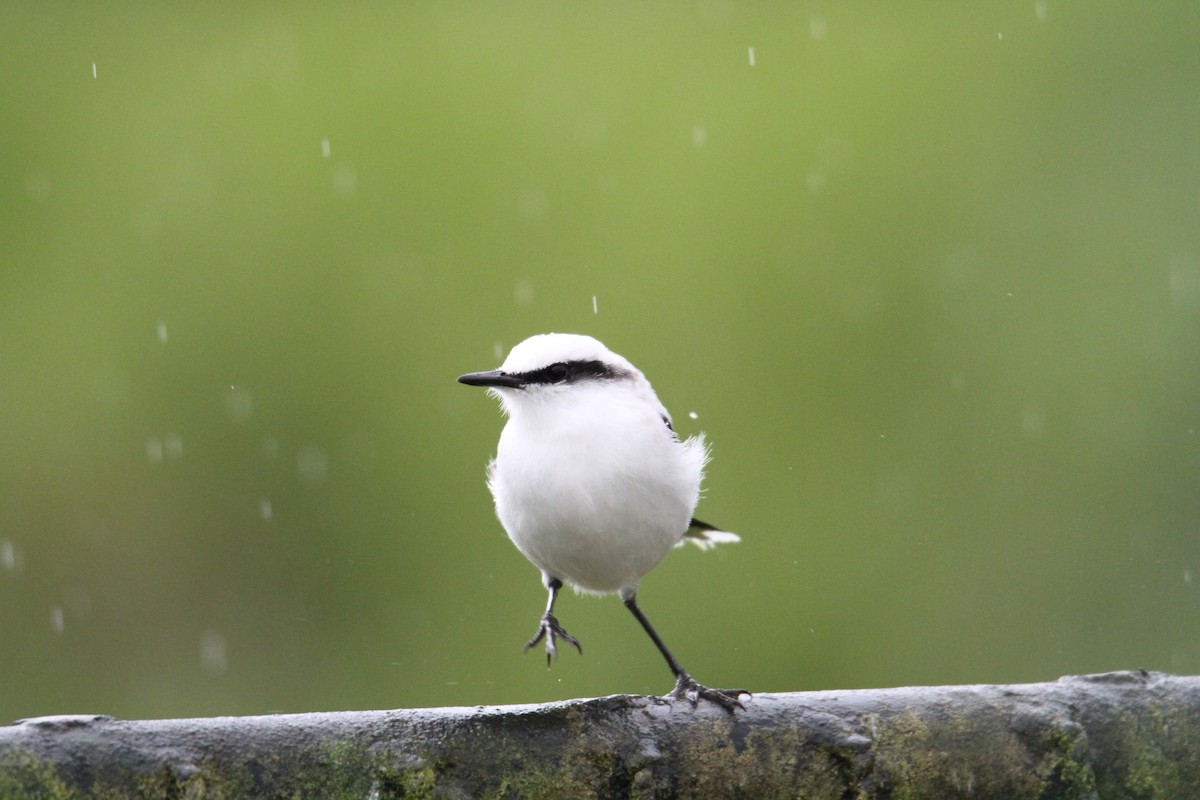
518,359,613,385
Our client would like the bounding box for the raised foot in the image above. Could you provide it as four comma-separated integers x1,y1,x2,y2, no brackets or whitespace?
523,612,582,667
669,674,749,713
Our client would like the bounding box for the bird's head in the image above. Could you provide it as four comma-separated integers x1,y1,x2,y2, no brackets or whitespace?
458,333,643,415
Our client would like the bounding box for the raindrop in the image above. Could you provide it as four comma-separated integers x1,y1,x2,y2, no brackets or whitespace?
146,437,164,464
688,411,699,420
332,165,357,198
810,16,828,40
1,540,20,573
514,280,535,307
164,432,183,460
747,46,756,66
320,138,331,158
692,124,707,148
225,385,254,424
592,295,599,315
26,172,51,202
51,606,65,634
1035,1,1048,21
200,629,229,675
91,62,97,79
259,498,273,521
156,321,168,343
297,443,329,486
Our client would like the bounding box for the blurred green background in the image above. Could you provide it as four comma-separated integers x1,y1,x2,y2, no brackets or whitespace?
2,3,1198,722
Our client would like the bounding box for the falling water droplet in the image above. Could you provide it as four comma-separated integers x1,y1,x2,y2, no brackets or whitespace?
225,385,254,424
297,444,329,486
200,629,229,675
1,540,18,573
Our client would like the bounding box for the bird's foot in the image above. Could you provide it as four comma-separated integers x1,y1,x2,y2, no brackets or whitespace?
669,674,749,713
523,612,582,667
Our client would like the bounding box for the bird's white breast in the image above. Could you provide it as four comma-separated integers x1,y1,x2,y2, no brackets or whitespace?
488,384,706,595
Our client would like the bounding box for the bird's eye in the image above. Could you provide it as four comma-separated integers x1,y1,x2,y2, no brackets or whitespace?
547,363,569,383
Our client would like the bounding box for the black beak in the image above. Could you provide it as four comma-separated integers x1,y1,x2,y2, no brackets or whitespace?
458,370,526,388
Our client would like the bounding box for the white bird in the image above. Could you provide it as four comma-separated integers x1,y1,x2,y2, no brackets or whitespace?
458,333,745,710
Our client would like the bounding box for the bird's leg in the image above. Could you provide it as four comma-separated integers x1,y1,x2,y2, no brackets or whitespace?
524,577,582,667
623,592,748,712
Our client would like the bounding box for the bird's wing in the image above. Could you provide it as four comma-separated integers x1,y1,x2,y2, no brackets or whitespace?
677,517,741,550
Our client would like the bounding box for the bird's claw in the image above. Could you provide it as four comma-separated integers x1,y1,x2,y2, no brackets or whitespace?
669,674,749,713
523,612,581,667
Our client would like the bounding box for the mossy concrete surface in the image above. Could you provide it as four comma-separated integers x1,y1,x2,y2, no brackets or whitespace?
2,671,1198,799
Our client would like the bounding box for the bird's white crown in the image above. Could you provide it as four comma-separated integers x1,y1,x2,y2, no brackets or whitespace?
500,333,636,376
